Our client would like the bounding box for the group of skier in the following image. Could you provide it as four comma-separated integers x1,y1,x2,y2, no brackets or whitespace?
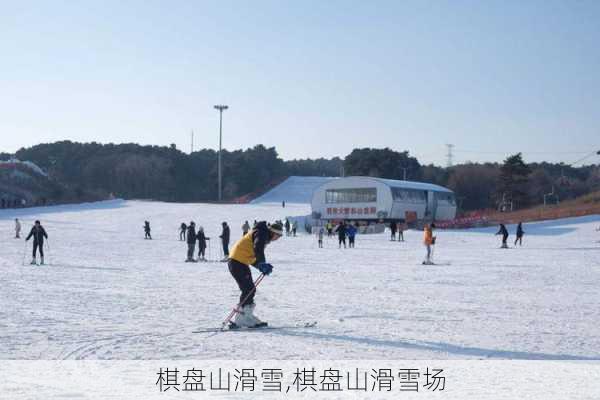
180,221,231,262
335,221,358,248
313,220,358,248
496,222,525,248
13,218,49,265
284,219,297,237
11,211,534,330
389,220,405,241
182,222,210,262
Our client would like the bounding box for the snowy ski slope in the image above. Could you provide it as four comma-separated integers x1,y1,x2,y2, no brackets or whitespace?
250,176,335,204
1,200,600,360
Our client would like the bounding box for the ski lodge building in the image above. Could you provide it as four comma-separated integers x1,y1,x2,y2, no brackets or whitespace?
310,176,456,223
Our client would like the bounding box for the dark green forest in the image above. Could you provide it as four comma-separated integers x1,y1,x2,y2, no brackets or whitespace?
4,141,600,212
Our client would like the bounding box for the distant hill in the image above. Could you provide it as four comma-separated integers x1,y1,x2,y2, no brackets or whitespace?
5,141,599,211
11,141,342,204
0,159,103,207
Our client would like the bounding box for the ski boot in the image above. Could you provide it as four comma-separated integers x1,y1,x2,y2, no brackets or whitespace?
40,257,44,265
245,303,267,328
30,258,36,265
231,304,267,329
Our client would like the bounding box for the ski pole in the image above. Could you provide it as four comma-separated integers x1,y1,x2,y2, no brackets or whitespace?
22,240,27,266
44,238,50,265
221,273,266,330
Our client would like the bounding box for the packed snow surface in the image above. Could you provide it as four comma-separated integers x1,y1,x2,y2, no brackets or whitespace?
1,200,599,360
250,176,335,204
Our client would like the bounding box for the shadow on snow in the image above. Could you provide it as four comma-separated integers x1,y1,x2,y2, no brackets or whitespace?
270,330,599,361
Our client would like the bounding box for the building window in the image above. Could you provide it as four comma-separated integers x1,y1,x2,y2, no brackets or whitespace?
325,188,377,203
391,188,426,203
434,192,456,205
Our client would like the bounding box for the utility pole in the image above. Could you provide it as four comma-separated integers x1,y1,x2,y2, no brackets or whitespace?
214,105,229,201
446,144,454,168
401,167,408,180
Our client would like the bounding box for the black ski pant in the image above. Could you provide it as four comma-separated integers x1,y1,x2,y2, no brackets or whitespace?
222,241,229,257
228,259,255,307
514,235,523,246
349,236,355,248
198,246,206,258
145,231,152,239
502,234,508,246
338,236,346,248
32,241,44,258
187,243,195,260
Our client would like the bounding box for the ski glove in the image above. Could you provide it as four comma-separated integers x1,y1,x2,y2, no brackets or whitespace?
257,262,273,275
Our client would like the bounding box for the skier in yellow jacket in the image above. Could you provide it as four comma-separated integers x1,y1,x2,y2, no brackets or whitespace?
227,221,283,328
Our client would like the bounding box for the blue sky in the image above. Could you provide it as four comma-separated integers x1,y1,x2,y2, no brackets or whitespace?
1,0,599,165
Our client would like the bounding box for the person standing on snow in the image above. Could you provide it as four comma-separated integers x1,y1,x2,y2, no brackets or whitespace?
336,221,347,249
398,222,405,242
292,220,298,237
227,221,283,328
180,222,187,241
186,222,197,262
496,223,509,248
197,226,209,261
15,218,21,239
514,222,524,246
423,223,436,265
242,221,250,236
219,222,230,261
347,222,357,248
390,221,397,241
284,219,291,237
26,220,48,265
144,221,152,240
316,226,324,248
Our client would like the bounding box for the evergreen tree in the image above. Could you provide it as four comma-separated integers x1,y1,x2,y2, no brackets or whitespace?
497,153,531,210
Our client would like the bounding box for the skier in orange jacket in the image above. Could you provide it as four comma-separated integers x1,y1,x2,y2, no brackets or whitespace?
423,223,436,265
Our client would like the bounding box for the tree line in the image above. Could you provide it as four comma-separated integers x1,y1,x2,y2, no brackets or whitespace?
7,141,600,212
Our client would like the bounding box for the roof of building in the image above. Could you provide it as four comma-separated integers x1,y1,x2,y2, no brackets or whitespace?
320,176,453,193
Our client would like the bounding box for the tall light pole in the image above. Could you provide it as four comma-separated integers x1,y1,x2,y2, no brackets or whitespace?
214,104,228,201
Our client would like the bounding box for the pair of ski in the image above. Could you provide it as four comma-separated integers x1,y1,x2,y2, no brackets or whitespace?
421,261,451,266
193,321,317,334
193,272,318,334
